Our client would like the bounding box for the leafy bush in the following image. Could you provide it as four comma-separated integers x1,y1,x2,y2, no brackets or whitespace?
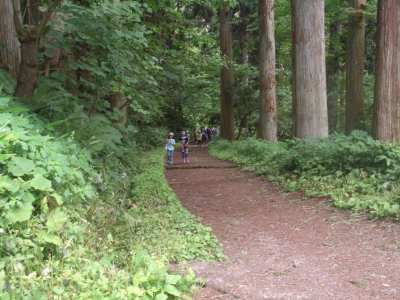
210,132,400,219
0,96,97,274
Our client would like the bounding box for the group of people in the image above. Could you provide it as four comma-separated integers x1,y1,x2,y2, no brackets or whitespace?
165,130,190,165
165,127,218,165
195,127,217,145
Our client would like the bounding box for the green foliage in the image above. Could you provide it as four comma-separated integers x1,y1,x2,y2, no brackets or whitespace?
0,96,221,298
0,96,96,260
2,249,196,300
93,149,224,263
0,71,15,96
210,132,400,219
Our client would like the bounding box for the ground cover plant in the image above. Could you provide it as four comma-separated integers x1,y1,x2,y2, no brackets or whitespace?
210,132,400,219
0,94,222,299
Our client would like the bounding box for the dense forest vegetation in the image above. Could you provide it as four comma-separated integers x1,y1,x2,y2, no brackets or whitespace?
1,0,400,298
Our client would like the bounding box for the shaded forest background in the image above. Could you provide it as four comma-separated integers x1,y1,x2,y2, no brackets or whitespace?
0,0,382,140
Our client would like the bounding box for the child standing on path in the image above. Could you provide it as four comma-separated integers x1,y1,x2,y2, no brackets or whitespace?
165,132,176,165
180,131,190,164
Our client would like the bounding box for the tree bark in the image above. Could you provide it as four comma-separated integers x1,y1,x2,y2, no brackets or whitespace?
293,0,329,138
15,28,39,98
374,0,400,141
219,2,235,140
345,0,366,133
258,0,278,141
0,0,21,77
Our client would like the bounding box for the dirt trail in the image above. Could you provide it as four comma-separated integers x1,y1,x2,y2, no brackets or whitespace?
166,146,400,300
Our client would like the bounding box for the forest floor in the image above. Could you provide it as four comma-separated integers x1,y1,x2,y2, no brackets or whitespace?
166,146,400,300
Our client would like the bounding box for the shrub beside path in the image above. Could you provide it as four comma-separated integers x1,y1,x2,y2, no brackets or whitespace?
166,146,400,300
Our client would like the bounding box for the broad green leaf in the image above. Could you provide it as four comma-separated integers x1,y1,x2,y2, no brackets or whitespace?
37,231,62,246
164,285,181,297
166,274,181,285
127,286,144,296
47,209,68,232
30,175,52,191
0,176,19,193
6,202,33,223
8,157,35,177
52,193,63,205
155,293,168,300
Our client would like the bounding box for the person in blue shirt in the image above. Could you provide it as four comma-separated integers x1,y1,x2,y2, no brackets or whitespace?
165,132,176,165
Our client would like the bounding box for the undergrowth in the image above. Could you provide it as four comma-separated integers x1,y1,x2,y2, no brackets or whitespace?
210,132,400,219
93,149,224,263
0,94,222,299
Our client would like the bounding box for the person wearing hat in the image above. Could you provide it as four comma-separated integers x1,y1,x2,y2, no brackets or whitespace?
165,132,176,165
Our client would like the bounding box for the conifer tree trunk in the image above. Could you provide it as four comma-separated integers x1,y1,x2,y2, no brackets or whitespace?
291,0,297,135
0,0,21,78
15,29,39,98
13,0,40,98
258,0,277,141
219,2,234,140
374,0,400,141
293,0,329,138
345,0,366,133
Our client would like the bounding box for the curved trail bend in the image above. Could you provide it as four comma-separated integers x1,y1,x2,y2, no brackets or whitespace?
166,147,400,300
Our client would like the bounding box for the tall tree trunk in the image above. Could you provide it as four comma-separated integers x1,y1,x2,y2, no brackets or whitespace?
291,0,297,136
293,0,329,138
258,0,278,141
15,29,39,98
374,0,400,141
13,0,60,99
345,0,366,133
0,0,21,77
219,2,234,140
13,0,41,98
327,21,341,132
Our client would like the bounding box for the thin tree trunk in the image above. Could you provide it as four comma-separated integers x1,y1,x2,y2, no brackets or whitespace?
345,0,366,133
219,2,235,141
0,0,21,78
258,0,278,141
293,0,329,138
374,0,400,141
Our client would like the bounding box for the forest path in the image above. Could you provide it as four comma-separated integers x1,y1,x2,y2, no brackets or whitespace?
166,146,400,300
